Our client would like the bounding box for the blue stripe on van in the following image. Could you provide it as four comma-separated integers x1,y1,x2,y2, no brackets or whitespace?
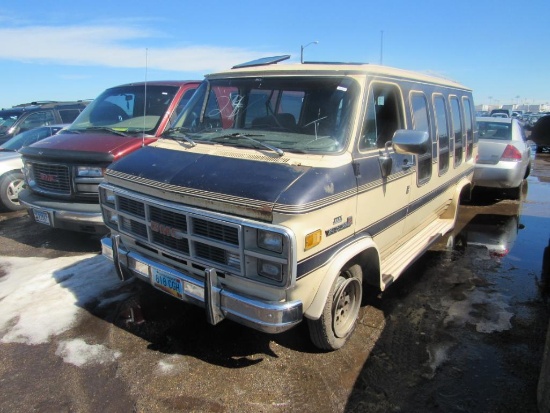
296,167,473,278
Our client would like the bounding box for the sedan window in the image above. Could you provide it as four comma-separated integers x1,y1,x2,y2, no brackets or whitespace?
478,122,511,140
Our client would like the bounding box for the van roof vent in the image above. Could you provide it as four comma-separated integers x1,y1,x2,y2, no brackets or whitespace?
232,55,290,69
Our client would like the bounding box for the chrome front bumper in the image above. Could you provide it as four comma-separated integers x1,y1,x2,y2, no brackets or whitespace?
19,189,106,233
101,235,303,334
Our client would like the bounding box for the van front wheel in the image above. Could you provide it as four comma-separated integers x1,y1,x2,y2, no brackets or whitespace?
308,264,362,351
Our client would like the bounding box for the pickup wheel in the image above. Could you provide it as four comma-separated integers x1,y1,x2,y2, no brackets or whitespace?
308,264,362,351
0,172,25,211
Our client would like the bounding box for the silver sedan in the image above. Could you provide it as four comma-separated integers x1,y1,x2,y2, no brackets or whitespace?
473,117,531,199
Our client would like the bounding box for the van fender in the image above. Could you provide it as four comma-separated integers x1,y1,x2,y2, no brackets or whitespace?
441,176,472,221
304,236,379,320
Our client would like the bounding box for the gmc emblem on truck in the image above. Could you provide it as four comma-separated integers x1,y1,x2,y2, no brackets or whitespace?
39,173,58,183
150,221,184,240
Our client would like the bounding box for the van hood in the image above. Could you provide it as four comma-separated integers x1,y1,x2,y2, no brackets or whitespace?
19,132,157,164
105,146,356,221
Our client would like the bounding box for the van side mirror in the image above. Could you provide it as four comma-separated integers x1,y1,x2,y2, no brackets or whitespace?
392,130,430,155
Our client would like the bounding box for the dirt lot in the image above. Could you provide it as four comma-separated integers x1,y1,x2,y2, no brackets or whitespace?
0,154,549,413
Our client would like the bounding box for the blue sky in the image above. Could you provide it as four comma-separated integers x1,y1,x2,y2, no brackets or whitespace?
1,0,548,110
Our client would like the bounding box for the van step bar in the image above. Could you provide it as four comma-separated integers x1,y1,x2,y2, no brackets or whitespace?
380,218,455,290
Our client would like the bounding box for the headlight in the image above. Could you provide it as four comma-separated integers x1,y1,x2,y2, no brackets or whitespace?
23,162,34,184
258,230,283,253
103,209,118,227
77,166,104,177
100,187,116,206
258,259,283,282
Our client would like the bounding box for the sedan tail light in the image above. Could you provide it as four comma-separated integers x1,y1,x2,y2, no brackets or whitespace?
501,144,522,162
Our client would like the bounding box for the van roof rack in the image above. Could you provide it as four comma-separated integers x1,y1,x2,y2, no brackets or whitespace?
232,55,290,69
12,100,59,108
303,61,366,65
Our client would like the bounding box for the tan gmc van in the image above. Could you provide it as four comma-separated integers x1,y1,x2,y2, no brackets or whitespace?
99,56,477,350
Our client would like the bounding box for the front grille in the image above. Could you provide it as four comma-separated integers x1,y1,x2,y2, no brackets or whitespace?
193,218,238,244
120,216,147,238
151,206,187,232
110,193,242,274
120,197,145,217
33,163,71,194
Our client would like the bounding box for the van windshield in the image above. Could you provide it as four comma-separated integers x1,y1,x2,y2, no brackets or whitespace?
165,76,359,154
68,85,179,136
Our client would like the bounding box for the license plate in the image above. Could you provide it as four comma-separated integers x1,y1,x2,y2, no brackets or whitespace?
32,209,51,226
152,269,184,299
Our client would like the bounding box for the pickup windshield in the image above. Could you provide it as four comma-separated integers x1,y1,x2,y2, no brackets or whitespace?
165,76,359,154
68,85,179,136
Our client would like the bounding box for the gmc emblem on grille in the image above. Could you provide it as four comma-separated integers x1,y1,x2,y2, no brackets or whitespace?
150,221,184,239
39,172,58,183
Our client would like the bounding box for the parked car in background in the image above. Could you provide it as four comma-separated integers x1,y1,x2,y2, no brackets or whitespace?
0,101,89,145
491,113,509,118
0,124,67,211
530,115,550,153
473,117,532,199
18,80,200,234
490,108,511,118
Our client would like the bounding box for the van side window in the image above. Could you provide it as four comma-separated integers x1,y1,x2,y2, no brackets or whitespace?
462,97,474,160
359,83,403,150
450,97,463,166
410,92,432,182
434,95,449,174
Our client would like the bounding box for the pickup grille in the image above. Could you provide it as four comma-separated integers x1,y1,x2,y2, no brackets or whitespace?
32,163,71,194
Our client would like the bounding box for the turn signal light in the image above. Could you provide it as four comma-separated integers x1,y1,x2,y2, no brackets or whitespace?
305,230,322,250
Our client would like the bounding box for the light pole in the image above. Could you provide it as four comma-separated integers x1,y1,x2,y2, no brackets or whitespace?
301,41,318,63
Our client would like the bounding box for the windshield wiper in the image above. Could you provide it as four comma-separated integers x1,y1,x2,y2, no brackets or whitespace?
85,127,127,136
213,133,284,156
162,127,197,147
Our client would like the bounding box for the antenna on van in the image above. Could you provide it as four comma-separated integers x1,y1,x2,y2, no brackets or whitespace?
142,48,148,147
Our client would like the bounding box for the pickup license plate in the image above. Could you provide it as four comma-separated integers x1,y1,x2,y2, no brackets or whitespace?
33,209,51,226
152,269,183,299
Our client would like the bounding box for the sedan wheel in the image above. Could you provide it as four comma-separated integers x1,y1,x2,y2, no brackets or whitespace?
0,172,26,211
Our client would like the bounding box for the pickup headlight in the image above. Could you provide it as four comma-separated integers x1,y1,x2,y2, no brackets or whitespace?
77,166,104,177
258,230,283,253
23,162,34,185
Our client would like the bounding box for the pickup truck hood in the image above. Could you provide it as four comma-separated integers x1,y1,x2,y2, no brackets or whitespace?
106,146,356,220
19,132,157,163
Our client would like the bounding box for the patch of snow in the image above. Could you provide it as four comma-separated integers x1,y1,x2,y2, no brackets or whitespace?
156,355,186,375
0,254,120,345
56,338,121,367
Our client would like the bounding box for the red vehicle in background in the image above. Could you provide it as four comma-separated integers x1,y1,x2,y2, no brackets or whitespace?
19,80,200,234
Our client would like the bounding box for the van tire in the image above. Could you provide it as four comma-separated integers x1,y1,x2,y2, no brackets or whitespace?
308,264,362,351
0,172,25,211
